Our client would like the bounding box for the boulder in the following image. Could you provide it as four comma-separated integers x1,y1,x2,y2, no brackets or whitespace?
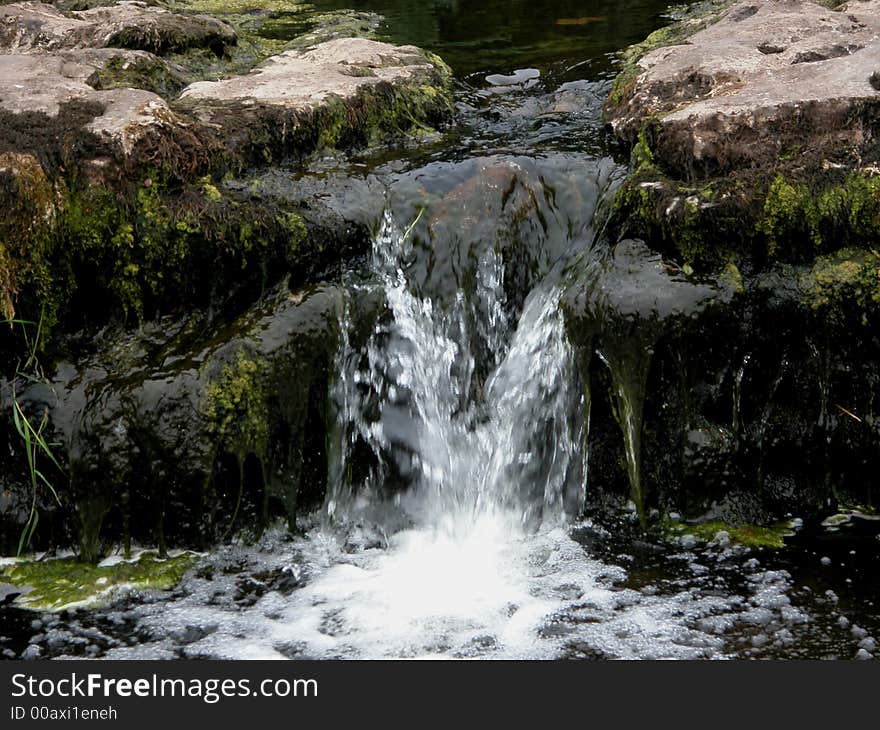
0,3,452,349
0,282,348,561
606,0,880,176
563,239,880,527
604,0,880,270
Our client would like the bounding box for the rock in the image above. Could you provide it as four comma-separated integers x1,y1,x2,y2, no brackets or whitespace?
605,0,880,175
604,0,880,270
0,51,199,162
179,37,453,162
0,582,24,604
1,282,351,559
0,10,451,347
0,1,237,55
563,239,733,521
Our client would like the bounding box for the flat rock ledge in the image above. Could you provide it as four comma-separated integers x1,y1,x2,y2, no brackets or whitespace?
179,36,453,162
0,1,237,54
606,0,880,175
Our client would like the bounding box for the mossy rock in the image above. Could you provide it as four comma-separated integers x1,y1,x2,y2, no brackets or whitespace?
605,0,735,114
604,0,880,273
0,552,198,611
607,145,880,272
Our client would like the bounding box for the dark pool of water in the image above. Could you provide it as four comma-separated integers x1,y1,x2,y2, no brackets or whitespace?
306,0,676,79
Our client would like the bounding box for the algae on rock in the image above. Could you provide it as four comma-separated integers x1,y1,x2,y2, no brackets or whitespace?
0,552,198,611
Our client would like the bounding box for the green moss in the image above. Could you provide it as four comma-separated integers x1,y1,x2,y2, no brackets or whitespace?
276,210,308,258
800,248,880,325
664,519,792,549
0,553,198,611
760,175,807,257
88,54,188,98
719,262,744,294
0,153,60,328
759,172,880,259
203,350,269,458
200,176,223,202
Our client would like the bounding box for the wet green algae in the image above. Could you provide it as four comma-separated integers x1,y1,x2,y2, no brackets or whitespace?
663,519,792,549
203,350,270,461
0,552,198,611
0,172,311,349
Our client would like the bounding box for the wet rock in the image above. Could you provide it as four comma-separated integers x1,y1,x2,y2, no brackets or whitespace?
0,51,202,172
563,239,732,521
0,5,452,352
0,2,237,55
592,1,880,526
605,1,880,270
563,237,877,525
1,282,348,559
0,583,24,604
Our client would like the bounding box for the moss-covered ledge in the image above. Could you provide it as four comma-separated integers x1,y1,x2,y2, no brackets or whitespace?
0,552,198,611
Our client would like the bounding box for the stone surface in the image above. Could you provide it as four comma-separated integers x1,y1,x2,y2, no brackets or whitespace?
0,51,193,161
0,282,347,559
0,1,237,55
178,36,453,163
606,0,880,176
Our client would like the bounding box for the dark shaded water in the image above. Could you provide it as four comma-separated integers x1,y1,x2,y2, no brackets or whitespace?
308,0,673,77
2,0,879,660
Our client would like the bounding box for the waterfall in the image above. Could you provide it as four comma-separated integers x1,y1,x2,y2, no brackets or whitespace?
327,208,585,535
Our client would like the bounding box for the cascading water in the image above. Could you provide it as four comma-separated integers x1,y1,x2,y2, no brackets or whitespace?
327,208,585,535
